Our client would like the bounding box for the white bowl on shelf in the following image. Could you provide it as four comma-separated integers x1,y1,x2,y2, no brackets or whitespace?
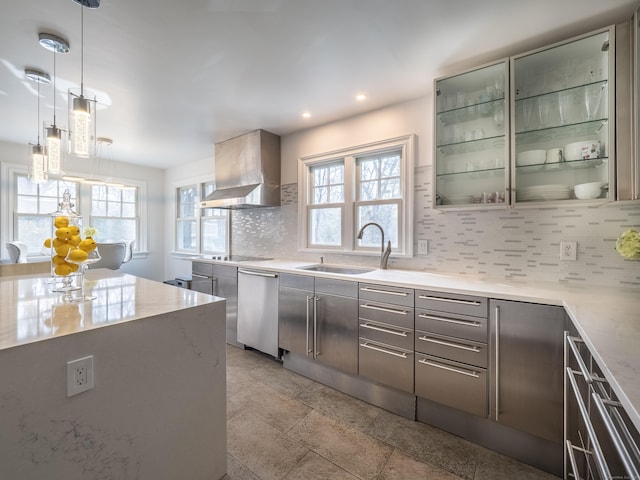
574,182,604,200
516,150,546,166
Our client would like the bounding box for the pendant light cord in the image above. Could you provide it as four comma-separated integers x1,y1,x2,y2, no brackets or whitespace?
52,49,57,125
36,81,41,145
80,5,84,96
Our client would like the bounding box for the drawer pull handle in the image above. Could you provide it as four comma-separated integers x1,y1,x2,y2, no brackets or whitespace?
419,358,479,378
418,314,481,327
418,335,480,352
566,368,611,479
360,322,409,337
360,287,408,297
360,342,408,358
418,295,481,306
360,303,409,315
591,391,640,480
566,335,593,384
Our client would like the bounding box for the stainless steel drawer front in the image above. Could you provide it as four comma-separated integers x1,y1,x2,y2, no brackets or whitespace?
415,330,487,368
359,301,414,330
358,338,413,393
359,283,414,307
359,319,413,351
192,261,214,276
415,290,487,318
415,353,487,417
415,310,487,342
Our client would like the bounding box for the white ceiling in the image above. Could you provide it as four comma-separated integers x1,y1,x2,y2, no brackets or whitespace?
1,0,638,169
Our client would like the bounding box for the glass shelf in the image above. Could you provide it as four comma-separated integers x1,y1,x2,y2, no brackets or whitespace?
515,119,607,146
514,79,607,103
516,157,606,173
437,135,505,155
437,98,504,125
437,166,505,180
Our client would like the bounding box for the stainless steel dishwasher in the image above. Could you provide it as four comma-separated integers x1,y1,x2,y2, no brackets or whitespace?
237,268,279,358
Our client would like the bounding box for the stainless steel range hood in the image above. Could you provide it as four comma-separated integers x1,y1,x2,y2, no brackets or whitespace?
200,129,281,209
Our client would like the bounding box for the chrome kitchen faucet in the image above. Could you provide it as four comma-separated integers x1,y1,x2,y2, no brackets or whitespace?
357,222,391,269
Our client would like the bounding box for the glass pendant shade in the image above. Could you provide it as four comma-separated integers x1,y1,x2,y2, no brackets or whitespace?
30,144,48,184
45,124,64,174
68,89,96,158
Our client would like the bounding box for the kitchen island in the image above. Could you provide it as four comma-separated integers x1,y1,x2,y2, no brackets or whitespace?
0,269,227,480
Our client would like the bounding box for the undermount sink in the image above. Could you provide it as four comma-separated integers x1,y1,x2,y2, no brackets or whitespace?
297,264,375,275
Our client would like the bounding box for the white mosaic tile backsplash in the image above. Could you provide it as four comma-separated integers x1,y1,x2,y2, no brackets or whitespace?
231,168,640,288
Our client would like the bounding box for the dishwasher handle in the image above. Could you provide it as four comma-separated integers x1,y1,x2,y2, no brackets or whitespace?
238,269,278,278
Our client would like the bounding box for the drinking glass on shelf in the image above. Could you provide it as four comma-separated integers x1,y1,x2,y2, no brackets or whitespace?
522,98,538,131
538,95,552,128
559,90,575,124
584,83,604,121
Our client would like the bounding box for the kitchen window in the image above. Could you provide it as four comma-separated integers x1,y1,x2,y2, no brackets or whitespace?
11,173,141,257
14,175,79,254
89,184,138,243
175,183,228,254
299,135,414,256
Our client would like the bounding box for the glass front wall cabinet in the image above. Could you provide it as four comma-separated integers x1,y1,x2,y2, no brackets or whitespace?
511,27,614,205
434,61,509,209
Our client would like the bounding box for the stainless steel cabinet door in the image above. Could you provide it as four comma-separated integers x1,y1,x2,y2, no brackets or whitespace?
315,293,359,374
278,285,313,356
490,299,566,442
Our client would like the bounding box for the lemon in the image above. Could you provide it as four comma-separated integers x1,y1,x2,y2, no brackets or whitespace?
55,227,71,240
79,238,97,252
68,225,80,236
43,238,52,248
67,262,79,272
69,235,82,247
54,216,69,228
54,263,73,276
55,244,72,257
52,255,66,265
67,249,88,262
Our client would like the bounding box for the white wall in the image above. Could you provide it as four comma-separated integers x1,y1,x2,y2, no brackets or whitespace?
281,96,432,184
0,140,166,282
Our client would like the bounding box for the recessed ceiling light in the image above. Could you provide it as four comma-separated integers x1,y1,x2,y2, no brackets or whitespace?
356,93,366,101
302,112,311,118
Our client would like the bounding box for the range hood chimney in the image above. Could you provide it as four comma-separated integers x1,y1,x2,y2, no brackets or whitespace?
201,129,281,209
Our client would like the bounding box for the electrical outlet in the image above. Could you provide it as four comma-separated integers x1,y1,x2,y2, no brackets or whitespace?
67,355,94,397
560,241,577,261
417,239,429,255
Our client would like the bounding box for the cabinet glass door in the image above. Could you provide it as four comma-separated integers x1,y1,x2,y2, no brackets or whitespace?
512,28,614,205
434,61,509,208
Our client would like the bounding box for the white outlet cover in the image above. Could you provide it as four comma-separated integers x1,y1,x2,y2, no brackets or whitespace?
67,355,94,397
418,240,428,255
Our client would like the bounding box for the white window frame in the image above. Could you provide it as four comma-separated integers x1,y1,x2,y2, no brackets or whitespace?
176,184,200,253
89,183,140,245
174,181,230,255
2,163,148,260
298,135,415,257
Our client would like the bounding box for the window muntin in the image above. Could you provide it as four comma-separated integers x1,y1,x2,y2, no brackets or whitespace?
90,184,138,243
201,182,228,254
175,182,229,254
356,151,402,249
308,161,344,247
176,185,198,251
299,135,414,256
14,175,78,254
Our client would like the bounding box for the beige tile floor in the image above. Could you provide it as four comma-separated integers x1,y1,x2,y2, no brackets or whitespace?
224,345,560,480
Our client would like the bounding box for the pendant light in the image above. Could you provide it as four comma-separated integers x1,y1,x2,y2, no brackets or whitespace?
39,33,70,175
25,69,51,184
68,1,98,158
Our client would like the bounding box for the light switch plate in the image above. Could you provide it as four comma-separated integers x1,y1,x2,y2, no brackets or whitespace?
417,240,428,255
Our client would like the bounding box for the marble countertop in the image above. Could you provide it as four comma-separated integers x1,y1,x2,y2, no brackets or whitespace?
202,257,640,430
0,269,222,352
